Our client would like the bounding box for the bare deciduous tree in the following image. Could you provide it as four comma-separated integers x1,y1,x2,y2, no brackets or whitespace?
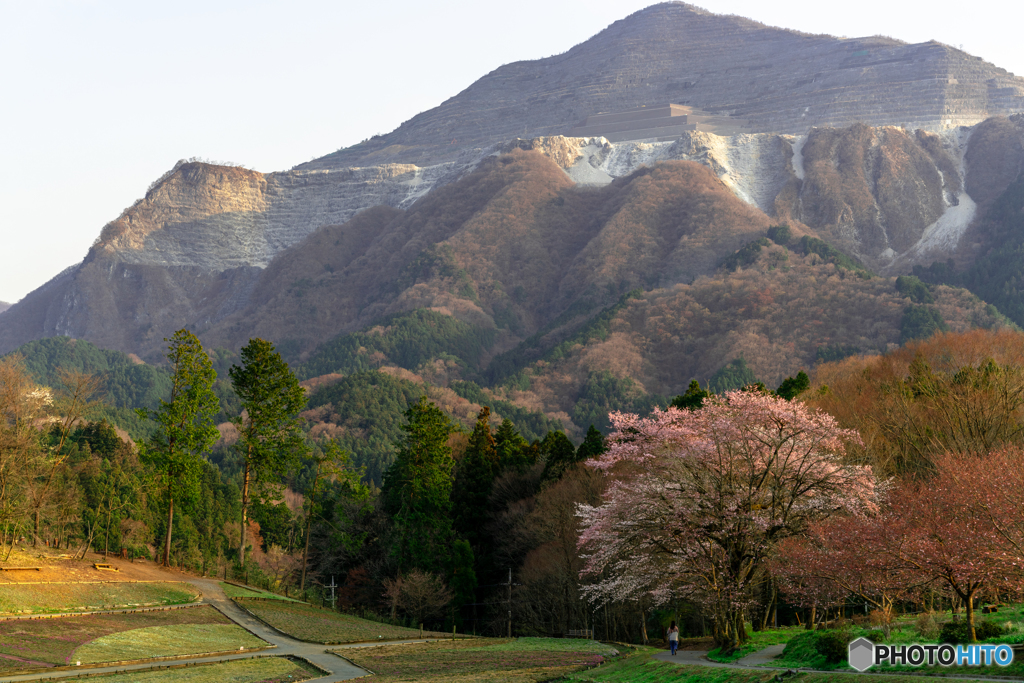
383,569,453,627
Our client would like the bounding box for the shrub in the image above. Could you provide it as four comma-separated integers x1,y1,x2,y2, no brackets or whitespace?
722,238,770,271
815,629,851,664
780,631,826,665
916,611,940,640
895,275,935,304
767,224,791,245
900,304,948,343
940,619,1007,644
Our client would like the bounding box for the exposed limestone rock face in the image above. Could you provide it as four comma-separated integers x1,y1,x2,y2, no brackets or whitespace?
556,120,1024,273
305,2,1024,169
93,159,473,269
59,122,1009,279
4,118,1023,357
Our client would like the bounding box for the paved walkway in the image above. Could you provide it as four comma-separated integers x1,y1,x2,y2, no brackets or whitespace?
736,642,787,665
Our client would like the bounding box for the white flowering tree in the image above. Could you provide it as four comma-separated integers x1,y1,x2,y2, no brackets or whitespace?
577,390,878,651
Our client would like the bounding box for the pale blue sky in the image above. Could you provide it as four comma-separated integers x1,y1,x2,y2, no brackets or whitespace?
1,0,1021,304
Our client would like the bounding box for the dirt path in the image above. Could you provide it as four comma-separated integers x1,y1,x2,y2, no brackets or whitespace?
0,549,196,585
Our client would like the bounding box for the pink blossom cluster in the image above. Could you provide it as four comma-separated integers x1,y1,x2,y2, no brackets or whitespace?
577,391,878,617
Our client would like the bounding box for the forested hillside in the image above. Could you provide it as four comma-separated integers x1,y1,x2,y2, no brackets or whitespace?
914,172,1024,327
202,151,772,361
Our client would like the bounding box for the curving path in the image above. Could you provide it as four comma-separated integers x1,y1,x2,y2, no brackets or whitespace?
188,578,370,681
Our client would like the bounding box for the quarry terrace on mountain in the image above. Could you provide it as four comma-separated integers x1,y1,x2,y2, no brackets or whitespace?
2,1,1024,395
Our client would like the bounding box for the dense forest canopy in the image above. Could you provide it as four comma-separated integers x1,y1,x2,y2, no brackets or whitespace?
6,312,1024,646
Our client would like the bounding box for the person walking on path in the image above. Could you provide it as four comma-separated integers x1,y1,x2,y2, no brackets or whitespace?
668,620,679,655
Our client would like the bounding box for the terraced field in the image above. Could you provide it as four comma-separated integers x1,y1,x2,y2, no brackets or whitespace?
242,600,448,643
76,656,318,683
0,605,267,672
0,581,199,615
342,637,617,682
219,582,303,602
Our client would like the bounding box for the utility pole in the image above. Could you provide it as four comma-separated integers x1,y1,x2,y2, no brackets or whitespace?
328,575,337,610
507,567,512,638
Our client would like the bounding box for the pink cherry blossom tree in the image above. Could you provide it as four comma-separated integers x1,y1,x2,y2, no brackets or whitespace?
932,448,1024,569
577,390,878,651
776,449,1024,643
774,515,922,636
882,458,1020,642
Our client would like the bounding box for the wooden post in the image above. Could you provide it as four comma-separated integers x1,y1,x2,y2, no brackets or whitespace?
507,567,512,638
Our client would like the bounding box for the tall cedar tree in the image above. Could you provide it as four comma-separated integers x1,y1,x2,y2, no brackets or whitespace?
139,330,219,567
671,380,710,411
381,397,456,573
300,440,370,591
453,407,498,549
449,538,477,629
540,431,578,482
575,425,607,461
230,338,307,565
776,371,810,401
494,418,531,472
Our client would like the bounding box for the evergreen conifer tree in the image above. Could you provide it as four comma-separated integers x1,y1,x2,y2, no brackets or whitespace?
381,397,456,572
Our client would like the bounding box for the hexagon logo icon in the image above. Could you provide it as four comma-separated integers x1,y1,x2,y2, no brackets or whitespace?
848,637,875,672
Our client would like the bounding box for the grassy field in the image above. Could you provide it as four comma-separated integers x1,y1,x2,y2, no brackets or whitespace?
0,605,266,671
75,623,267,663
220,582,303,602
765,610,1024,674
243,600,449,643
566,647,1000,683
706,625,803,662
0,581,200,614
340,637,617,682
703,606,1024,671
75,656,318,683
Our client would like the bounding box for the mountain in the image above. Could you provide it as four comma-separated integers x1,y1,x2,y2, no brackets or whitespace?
304,2,1024,169
4,117,1023,359
3,2,1024,435
0,302,9,315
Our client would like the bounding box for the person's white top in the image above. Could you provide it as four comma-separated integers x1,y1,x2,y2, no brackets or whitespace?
668,629,678,641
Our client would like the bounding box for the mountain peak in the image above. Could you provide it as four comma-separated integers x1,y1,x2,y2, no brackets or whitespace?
303,4,1023,170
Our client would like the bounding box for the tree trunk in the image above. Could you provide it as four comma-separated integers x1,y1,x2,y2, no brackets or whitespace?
163,492,174,567
240,457,251,565
33,509,40,547
300,458,324,592
966,589,977,643
301,513,313,591
2,524,19,562
805,605,816,630
733,610,748,645
104,506,112,558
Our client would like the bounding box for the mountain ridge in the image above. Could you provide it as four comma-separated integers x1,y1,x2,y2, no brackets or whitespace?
303,2,1024,169
3,115,1024,358
3,3,1024,399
